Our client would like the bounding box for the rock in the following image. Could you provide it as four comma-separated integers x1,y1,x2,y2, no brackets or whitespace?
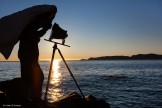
0,78,23,103
0,78,111,108
49,92,110,108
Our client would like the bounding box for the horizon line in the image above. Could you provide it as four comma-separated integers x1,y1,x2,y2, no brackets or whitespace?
1,53,162,62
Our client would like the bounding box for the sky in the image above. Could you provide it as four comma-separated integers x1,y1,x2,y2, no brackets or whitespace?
0,0,162,61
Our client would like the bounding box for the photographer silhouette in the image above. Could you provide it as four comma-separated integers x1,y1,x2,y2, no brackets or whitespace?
18,8,57,102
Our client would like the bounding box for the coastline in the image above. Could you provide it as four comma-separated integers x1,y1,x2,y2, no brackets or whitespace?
82,53,162,61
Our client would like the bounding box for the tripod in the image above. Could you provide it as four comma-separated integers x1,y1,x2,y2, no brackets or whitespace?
44,39,85,101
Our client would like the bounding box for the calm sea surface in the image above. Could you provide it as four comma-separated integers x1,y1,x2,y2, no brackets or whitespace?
0,60,162,108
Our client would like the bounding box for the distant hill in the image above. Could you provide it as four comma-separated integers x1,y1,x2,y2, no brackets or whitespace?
85,54,162,60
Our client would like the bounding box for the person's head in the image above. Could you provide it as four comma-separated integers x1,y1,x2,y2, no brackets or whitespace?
30,6,57,31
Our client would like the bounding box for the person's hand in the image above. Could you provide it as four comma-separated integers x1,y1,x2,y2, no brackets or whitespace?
43,22,52,31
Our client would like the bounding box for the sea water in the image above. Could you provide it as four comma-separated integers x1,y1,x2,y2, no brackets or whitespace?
0,60,162,108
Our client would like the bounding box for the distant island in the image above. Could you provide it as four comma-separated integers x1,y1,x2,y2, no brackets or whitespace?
82,54,162,60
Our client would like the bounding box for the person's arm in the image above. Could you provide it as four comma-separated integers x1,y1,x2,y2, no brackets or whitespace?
36,22,52,38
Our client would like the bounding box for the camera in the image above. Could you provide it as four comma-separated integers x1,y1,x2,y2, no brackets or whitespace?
49,23,68,44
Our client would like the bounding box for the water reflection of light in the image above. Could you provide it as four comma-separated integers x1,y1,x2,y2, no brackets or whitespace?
52,60,61,81
48,60,63,102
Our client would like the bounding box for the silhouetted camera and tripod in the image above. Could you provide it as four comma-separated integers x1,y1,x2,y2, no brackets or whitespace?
44,23,85,101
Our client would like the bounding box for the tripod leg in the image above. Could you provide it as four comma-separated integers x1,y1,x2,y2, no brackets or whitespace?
44,44,57,100
57,49,85,100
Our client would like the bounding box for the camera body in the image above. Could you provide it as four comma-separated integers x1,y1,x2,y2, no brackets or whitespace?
49,23,68,43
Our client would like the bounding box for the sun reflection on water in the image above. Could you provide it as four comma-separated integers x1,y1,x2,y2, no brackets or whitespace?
48,60,63,102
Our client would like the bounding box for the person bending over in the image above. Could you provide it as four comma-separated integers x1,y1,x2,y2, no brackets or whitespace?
18,13,53,102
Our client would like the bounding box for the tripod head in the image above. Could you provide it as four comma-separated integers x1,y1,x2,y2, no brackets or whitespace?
44,39,70,47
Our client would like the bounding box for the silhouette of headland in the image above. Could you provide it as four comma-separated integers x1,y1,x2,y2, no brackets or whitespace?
83,54,162,60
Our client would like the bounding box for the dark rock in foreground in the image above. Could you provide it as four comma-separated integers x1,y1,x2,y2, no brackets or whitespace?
0,78,110,108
